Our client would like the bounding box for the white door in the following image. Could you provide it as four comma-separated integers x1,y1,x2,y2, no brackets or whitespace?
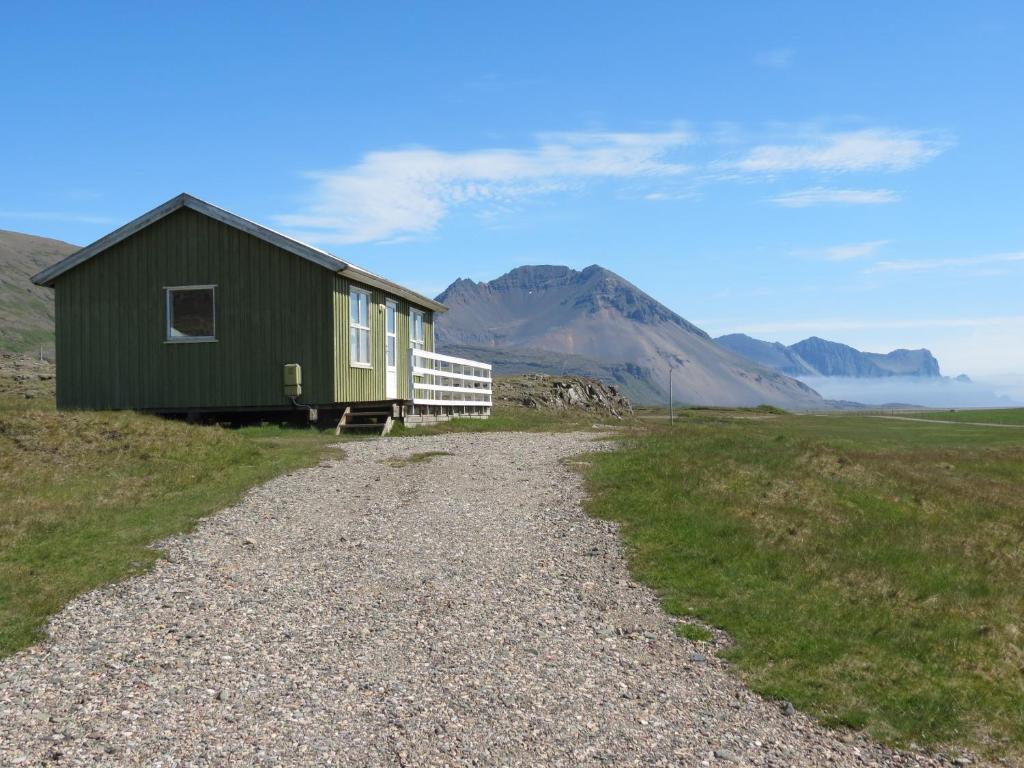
385,300,398,399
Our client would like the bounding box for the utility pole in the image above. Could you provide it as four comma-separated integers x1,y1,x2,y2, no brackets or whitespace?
669,364,674,425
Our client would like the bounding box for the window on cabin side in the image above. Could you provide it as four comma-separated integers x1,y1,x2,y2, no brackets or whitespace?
385,301,397,367
166,286,216,341
410,308,426,350
349,287,371,366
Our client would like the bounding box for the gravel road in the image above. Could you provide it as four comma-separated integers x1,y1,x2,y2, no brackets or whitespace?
0,431,959,766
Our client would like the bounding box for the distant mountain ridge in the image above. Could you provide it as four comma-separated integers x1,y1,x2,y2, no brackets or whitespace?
436,265,825,409
0,230,79,354
716,333,943,378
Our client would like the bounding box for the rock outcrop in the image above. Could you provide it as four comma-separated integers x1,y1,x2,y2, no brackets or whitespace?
493,374,633,418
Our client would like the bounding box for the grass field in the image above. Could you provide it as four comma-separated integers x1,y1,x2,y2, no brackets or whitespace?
0,374,341,657
585,409,1024,760
895,408,1024,426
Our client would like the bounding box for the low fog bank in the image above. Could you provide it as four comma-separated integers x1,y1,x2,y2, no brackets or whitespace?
799,376,1023,409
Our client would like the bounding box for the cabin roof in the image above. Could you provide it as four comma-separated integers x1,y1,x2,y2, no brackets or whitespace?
30,193,447,313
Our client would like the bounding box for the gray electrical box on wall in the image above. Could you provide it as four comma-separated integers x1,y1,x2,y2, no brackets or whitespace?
283,363,302,397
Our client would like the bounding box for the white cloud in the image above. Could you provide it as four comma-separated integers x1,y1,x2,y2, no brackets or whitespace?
275,129,693,244
730,129,948,173
771,187,901,207
278,122,949,245
796,240,890,261
0,210,113,225
755,48,795,69
867,252,1024,273
642,189,700,202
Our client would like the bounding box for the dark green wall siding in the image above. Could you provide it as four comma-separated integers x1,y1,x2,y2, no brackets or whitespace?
332,275,433,402
54,208,335,410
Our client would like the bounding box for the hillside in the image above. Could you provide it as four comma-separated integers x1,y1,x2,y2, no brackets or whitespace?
436,265,824,409
0,230,78,354
716,333,943,378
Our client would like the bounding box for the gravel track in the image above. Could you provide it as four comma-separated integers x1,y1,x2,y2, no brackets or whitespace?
0,431,958,766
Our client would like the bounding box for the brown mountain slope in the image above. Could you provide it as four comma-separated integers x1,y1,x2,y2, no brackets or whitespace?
436,265,824,409
0,230,78,353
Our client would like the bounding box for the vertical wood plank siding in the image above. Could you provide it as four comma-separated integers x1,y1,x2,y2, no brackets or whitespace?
54,208,335,410
332,275,434,402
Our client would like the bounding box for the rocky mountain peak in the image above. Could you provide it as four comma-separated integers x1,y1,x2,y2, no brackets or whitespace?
437,264,708,338
433,264,824,409
492,265,578,291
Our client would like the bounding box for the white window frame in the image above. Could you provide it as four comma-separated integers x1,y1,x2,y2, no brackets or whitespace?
165,285,217,343
385,299,398,369
349,286,372,368
410,308,426,351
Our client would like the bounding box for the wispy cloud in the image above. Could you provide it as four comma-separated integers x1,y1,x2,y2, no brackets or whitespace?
729,129,949,173
0,210,113,225
867,251,1024,273
275,128,693,244
279,123,948,245
796,240,890,261
755,48,794,69
771,187,901,207
642,189,700,202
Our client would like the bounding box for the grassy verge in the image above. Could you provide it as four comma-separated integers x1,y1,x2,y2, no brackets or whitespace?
388,405,628,435
894,408,1024,426
0,407,340,658
584,410,1024,760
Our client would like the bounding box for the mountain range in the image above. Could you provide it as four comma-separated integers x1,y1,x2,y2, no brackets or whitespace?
0,230,78,354
4,230,957,409
714,333,946,379
435,265,825,409
712,333,942,378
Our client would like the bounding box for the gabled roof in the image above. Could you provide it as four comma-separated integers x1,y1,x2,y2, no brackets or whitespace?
30,193,447,313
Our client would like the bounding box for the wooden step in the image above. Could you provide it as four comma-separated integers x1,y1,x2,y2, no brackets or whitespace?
335,406,396,436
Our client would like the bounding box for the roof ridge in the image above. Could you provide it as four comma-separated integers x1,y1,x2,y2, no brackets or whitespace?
30,193,446,312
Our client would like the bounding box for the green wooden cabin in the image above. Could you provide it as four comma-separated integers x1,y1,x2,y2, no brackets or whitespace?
31,194,491,423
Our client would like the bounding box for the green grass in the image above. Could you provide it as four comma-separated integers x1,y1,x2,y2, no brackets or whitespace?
0,408,340,658
584,410,1024,760
896,408,1024,426
675,622,714,642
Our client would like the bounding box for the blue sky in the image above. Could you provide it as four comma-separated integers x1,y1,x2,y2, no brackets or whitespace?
2,2,1022,391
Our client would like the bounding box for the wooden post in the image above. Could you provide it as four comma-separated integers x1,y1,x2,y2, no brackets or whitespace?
335,406,352,436
669,364,674,425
